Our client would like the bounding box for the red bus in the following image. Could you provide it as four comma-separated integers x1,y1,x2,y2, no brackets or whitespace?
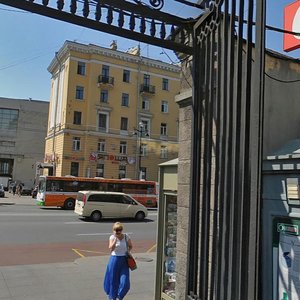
36,176,158,209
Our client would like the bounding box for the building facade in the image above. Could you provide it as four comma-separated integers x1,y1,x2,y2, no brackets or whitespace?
45,41,180,181
0,97,49,189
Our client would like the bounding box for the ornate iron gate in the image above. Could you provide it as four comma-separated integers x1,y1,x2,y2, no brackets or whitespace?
0,1,266,298
188,0,265,299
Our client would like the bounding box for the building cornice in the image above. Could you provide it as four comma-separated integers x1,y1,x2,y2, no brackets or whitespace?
48,41,181,75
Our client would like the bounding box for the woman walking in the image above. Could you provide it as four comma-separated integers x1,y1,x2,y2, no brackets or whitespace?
104,222,132,300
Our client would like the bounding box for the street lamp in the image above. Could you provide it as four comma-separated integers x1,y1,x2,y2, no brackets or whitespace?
133,122,149,180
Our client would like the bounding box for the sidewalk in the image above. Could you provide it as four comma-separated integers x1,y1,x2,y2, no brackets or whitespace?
0,252,156,300
0,193,36,206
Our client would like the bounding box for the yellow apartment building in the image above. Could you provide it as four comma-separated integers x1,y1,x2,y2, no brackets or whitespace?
44,41,180,181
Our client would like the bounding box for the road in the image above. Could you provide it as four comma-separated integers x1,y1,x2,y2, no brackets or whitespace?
0,194,157,266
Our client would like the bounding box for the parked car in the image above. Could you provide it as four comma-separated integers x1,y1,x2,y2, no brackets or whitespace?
0,184,5,197
21,184,32,196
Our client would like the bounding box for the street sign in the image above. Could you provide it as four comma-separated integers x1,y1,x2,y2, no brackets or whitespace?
284,0,300,51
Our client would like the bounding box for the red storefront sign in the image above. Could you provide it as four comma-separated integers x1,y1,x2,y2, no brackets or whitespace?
284,0,300,52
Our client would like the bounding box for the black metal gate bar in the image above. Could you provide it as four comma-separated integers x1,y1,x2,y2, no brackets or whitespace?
210,23,222,300
187,23,203,299
231,0,246,297
199,25,214,300
239,0,254,296
246,0,266,296
216,5,230,300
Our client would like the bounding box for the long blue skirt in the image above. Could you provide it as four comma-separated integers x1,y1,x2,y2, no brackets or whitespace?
103,255,130,300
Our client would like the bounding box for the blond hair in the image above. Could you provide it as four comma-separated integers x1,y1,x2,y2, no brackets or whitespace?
113,222,123,231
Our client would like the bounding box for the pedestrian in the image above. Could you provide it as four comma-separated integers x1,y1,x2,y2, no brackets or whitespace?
103,222,132,300
12,184,16,195
18,184,23,197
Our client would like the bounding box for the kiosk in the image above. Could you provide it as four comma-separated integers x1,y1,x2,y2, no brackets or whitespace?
155,158,178,300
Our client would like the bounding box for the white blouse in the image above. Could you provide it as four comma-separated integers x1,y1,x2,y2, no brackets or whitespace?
110,234,130,256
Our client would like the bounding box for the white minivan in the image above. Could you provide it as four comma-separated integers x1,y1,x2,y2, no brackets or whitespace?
74,191,148,222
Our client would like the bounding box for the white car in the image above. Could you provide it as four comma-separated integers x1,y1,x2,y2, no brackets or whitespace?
74,191,148,222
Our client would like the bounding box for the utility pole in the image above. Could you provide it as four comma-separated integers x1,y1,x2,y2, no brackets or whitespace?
133,121,148,180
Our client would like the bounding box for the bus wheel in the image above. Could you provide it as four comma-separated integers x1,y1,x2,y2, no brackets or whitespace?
91,211,102,222
135,211,145,221
64,198,75,210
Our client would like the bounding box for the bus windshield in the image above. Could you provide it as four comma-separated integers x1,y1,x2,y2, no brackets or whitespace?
38,177,46,193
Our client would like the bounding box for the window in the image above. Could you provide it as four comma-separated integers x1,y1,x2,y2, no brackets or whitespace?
0,141,15,148
142,97,150,110
76,86,84,100
98,113,109,131
141,143,148,156
72,137,81,151
119,165,126,179
161,101,169,113
160,146,168,158
0,109,18,130
161,123,167,136
121,93,129,107
96,163,104,177
98,139,106,152
102,65,110,77
140,119,150,137
120,117,128,131
77,61,86,75
120,141,127,154
123,70,130,83
143,74,150,86
100,90,109,103
162,78,169,90
0,161,10,174
70,162,79,176
73,111,82,125
140,167,147,180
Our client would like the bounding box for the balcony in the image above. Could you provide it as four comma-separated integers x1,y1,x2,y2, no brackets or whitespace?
140,84,155,95
97,75,114,87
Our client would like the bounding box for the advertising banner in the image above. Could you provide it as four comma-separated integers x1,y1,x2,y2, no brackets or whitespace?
273,217,300,300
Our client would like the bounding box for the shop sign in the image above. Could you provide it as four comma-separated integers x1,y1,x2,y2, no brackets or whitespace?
89,152,97,161
96,153,136,164
63,155,84,161
284,0,300,52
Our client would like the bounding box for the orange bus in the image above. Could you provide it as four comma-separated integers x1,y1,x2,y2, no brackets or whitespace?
36,176,158,209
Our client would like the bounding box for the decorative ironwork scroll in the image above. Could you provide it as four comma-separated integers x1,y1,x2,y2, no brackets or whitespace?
0,0,198,54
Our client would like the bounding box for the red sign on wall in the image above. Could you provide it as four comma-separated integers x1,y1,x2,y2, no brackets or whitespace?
284,0,300,52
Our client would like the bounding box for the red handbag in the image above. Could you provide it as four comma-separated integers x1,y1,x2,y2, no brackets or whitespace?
127,253,137,271
125,234,137,271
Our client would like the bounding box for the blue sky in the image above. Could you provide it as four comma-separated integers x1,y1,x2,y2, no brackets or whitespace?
0,1,199,101
0,0,299,101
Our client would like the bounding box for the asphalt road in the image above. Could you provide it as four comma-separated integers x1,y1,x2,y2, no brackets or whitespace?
0,194,157,266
